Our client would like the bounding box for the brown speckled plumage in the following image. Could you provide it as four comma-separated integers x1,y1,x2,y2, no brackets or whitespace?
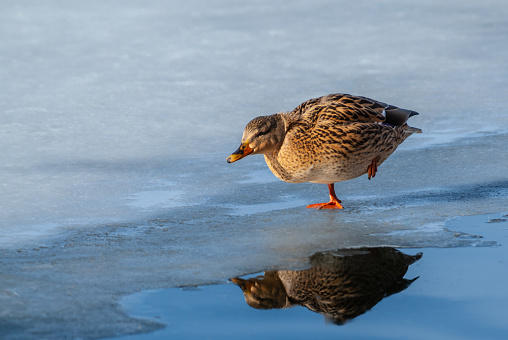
231,247,422,324
227,93,421,208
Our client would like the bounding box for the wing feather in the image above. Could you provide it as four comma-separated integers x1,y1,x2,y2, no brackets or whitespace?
289,94,387,125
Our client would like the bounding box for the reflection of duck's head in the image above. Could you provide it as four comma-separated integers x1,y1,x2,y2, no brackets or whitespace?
231,272,289,309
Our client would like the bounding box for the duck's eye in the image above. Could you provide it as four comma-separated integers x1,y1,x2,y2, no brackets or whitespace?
253,131,267,139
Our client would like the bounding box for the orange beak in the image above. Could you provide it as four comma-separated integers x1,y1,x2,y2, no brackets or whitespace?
227,141,253,163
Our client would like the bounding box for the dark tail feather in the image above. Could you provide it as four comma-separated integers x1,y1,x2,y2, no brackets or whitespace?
384,105,419,127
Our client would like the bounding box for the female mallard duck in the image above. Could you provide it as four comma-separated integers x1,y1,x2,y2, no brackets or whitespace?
227,93,421,209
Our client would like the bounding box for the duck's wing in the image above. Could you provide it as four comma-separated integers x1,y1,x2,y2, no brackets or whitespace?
288,93,418,128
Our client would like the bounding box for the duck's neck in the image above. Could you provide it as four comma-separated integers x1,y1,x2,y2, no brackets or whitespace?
262,113,295,182
271,113,287,149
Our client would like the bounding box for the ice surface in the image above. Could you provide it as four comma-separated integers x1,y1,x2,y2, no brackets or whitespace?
2,0,508,246
1,0,508,339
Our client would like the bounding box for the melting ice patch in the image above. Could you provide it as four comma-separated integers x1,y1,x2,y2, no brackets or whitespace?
124,190,187,210
225,197,308,216
381,219,497,248
0,222,60,247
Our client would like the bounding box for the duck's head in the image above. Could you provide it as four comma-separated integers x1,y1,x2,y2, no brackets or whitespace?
227,114,285,163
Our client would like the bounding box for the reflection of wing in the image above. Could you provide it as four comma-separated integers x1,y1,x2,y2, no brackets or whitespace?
278,248,422,324
232,247,421,325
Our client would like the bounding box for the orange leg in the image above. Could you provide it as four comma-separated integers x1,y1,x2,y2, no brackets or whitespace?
367,158,378,180
306,183,344,209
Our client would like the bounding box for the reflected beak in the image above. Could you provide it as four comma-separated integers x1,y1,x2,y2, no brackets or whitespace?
230,277,253,293
231,277,246,290
227,141,253,163
231,277,244,286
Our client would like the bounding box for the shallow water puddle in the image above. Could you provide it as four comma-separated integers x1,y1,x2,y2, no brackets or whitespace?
115,215,508,340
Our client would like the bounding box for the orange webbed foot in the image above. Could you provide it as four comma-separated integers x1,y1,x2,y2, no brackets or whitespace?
308,183,344,210
306,201,343,209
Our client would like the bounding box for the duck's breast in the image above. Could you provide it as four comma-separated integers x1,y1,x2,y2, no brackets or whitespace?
267,123,403,184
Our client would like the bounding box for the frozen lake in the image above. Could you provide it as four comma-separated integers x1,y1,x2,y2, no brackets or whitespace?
1,0,508,339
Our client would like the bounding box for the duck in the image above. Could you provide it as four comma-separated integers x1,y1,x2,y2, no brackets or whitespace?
227,93,421,209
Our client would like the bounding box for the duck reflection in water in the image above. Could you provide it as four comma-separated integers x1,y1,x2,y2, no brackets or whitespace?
231,247,422,325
